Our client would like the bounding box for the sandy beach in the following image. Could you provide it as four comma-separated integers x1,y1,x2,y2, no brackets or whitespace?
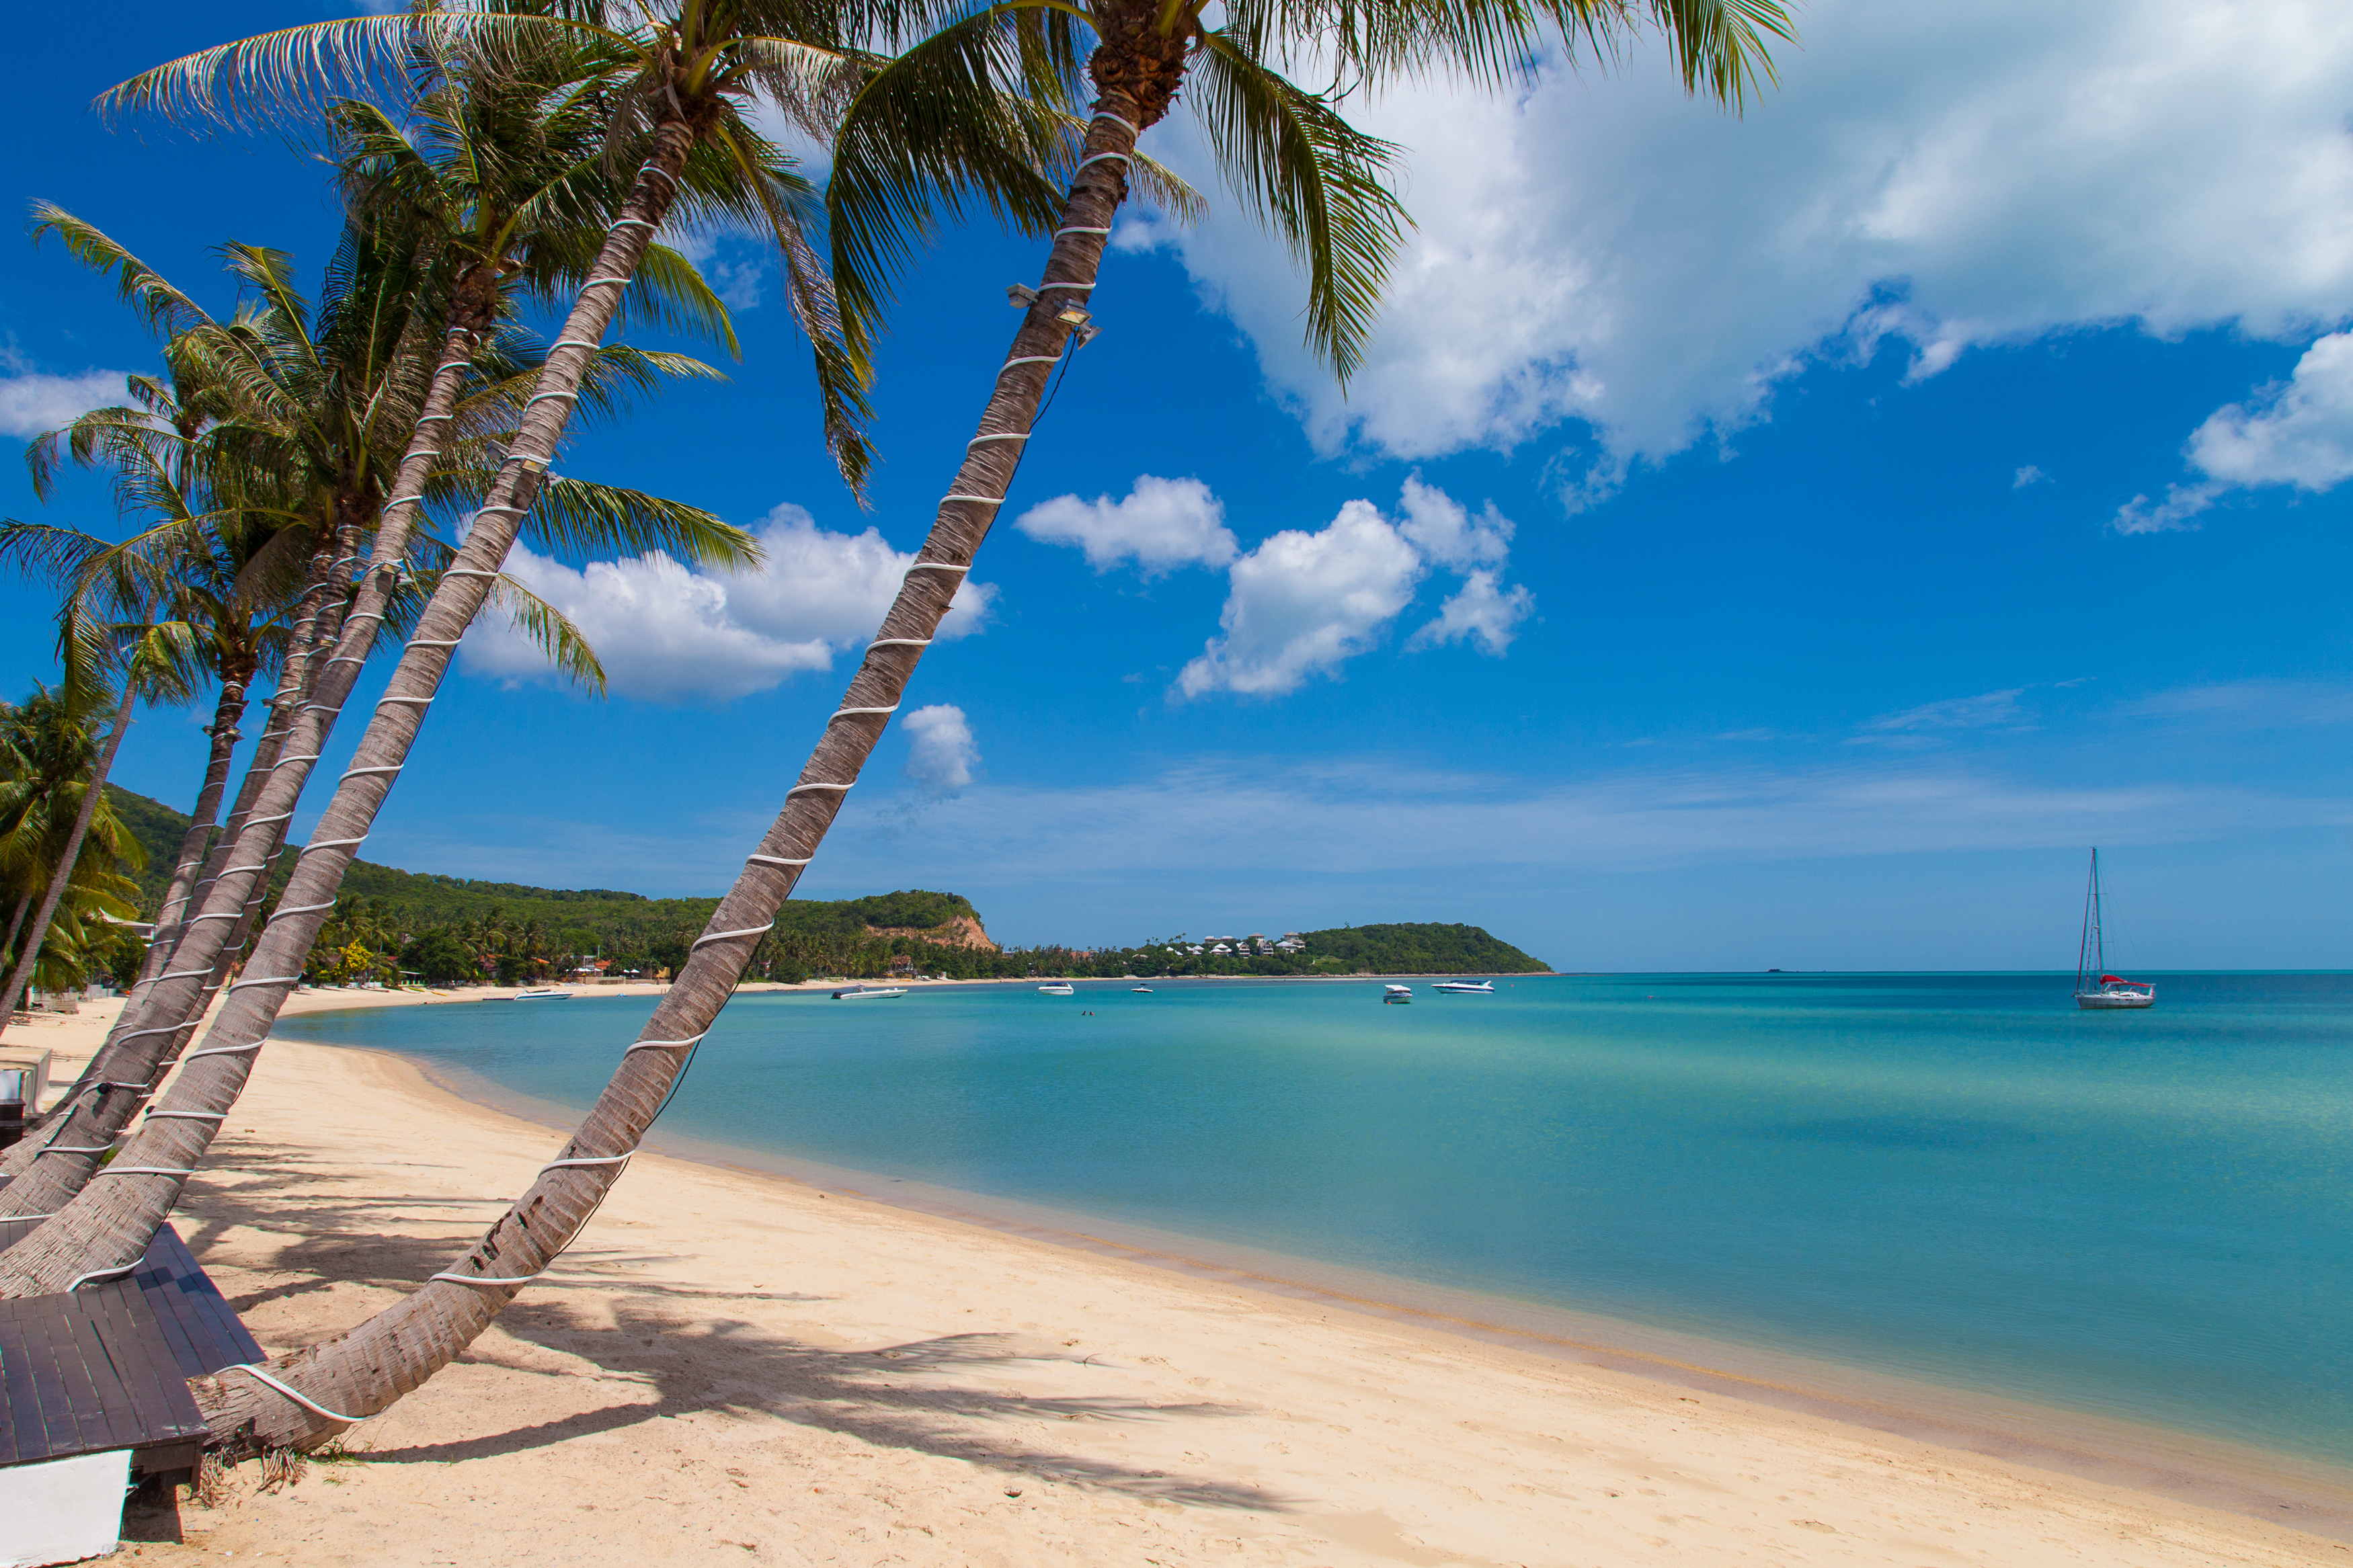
5,989,2348,1567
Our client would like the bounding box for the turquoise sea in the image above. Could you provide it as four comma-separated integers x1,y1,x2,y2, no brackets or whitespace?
272,972,2353,1469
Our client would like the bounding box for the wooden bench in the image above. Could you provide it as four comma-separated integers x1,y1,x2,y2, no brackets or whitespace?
0,1219,265,1482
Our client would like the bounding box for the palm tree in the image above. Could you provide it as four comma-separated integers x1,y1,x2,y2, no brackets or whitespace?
0,688,151,1001
0,0,941,1244
0,215,754,1208
7,360,306,994
3,0,1790,1450
32,15,773,1043
0,620,202,1029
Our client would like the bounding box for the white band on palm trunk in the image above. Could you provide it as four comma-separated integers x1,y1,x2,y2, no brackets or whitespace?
223,1364,364,1425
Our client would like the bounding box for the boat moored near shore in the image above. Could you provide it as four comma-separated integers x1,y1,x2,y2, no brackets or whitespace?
2074,848,2155,1010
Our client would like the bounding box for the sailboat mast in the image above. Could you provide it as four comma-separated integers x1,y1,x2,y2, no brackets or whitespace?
2077,848,2099,992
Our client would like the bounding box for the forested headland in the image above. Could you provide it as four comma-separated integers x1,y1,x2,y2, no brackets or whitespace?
108,787,1549,985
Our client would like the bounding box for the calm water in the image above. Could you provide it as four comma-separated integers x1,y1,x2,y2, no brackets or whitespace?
274,973,2353,1464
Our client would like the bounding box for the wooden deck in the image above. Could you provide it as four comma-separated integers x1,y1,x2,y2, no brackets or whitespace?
0,1221,264,1475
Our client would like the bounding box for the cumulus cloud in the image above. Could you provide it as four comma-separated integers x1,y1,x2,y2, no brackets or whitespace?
1152,479,1538,697
1015,474,1236,573
1121,0,2353,470
2117,331,2353,531
1407,569,1536,655
0,364,128,438
461,503,994,702
2013,465,2048,489
1395,475,1512,569
1177,499,1425,697
902,704,980,795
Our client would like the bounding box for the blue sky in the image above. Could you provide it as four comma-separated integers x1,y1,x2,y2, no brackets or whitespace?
3,0,2350,970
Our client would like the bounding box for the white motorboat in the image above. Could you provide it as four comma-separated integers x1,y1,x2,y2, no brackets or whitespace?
1431,981,1495,995
2073,848,2155,1010
1131,985,1154,993
1382,984,1412,1005
1037,983,1076,996
832,985,908,1000
510,988,572,1001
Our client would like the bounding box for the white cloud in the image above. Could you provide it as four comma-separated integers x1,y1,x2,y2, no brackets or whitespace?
822,756,2340,884
2013,465,2048,489
1015,474,1236,573
1859,687,2032,737
1124,0,2353,469
1394,474,1512,569
1176,499,1425,697
0,366,128,438
2126,677,2353,731
902,704,979,795
461,503,995,703
1406,569,1535,656
2119,329,2353,531
2188,330,2353,490
2112,483,2221,534
1140,479,1536,696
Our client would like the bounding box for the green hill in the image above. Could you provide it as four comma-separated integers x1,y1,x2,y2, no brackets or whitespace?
101,788,1546,981
102,787,988,973
1289,922,1548,975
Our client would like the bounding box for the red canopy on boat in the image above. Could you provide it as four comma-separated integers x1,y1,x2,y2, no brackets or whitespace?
2100,975,2132,985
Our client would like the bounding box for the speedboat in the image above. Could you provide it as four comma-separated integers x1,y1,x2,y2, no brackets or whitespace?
832,985,908,1000
510,988,572,1001
1383,984,1412,1004
1037,983,1076,996
1431,981,1495,995
1131,985,1153,993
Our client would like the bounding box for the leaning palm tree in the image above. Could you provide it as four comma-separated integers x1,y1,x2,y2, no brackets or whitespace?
0,0,953,1233
0,0,1790,1458
28,15,776,1032
0,222,752,1205
9,361,307,993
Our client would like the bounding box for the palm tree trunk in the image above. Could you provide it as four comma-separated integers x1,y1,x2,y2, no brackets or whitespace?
0,686,138,1040
144,671,252,975
0,659,304,1188
0,547,342,1188
0,135,687,1269
121,544,334,999
0,313,488,1223
177,99,1143,1451
1,899,28,981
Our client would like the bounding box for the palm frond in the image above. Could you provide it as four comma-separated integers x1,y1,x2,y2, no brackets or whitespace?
488,574,606,695
824,9,1085,367
1189,34,1410,382
28,205,214,339
523,477,761,572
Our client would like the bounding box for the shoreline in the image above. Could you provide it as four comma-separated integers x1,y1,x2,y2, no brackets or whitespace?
13,991,2351,1563
346,1016,2353,1542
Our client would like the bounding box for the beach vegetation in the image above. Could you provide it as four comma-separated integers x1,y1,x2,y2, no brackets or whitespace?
0,687,151,999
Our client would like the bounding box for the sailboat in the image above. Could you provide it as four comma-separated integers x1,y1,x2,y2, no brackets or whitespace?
2074,848,2155,1009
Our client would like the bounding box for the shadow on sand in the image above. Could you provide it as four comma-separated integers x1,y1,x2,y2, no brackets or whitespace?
170,1130,1293,1514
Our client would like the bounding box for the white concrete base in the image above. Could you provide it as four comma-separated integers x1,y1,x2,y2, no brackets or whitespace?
0,1448,128,1567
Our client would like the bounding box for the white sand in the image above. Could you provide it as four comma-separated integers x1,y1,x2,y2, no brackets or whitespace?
7,993,2348,1567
